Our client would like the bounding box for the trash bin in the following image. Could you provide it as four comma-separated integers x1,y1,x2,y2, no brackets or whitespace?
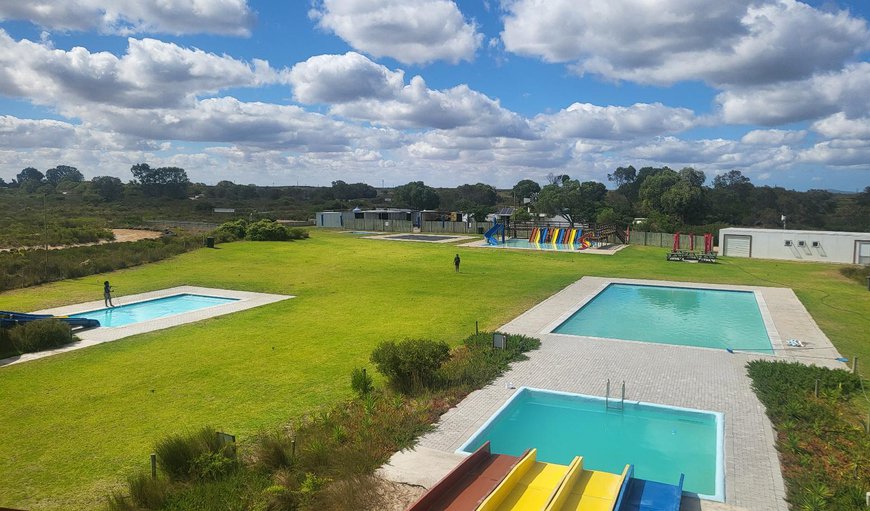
205,236,215,248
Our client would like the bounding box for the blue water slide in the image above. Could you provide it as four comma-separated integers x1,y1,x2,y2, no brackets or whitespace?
539,227,549,243
484,223,504,245
615,465,684,511
1,311,100,329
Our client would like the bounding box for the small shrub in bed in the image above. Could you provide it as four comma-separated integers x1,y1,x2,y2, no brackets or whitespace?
350,367,373,397
370,339,450,394
155,426,236,482
9,319,74,354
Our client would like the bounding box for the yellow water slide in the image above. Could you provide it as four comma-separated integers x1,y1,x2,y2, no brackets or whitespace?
567,228,578,245
476,449,570,511
544,458,629,511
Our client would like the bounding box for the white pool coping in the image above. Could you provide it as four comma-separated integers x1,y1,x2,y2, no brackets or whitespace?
363,233,477,243
1,286,293,367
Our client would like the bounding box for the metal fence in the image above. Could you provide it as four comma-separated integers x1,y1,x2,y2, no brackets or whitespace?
628,231,706,249
337,218,488,234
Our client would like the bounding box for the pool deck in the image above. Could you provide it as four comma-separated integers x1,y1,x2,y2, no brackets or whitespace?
364,233,478,243
460,238,628,255
1,286,292,367
381,277,846,511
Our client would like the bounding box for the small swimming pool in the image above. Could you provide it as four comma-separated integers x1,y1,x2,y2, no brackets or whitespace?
458,388,724,500
553,283,773,353
70,294,239,328
496,239,580,251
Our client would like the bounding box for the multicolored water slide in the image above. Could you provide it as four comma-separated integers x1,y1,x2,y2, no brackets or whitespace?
527,228,583,247
406,447,684,511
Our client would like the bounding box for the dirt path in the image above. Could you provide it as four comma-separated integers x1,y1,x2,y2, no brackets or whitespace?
0,229,163,252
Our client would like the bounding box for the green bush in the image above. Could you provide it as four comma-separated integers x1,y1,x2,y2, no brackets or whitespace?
246,220,290,241
438,332,541,389
370,339,450,394
214,219,248,241
350,367,373,397
127,472,170,509
155,427,235,482
287,227,309,240
0,327,15,358
8,319,74,354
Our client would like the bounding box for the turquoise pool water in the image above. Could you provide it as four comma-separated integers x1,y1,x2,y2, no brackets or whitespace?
70,294,238,327
498,239,580,251
554,284,773,353
459,388,723,499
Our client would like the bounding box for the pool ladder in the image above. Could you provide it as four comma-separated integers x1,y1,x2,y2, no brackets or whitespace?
605,379,625,410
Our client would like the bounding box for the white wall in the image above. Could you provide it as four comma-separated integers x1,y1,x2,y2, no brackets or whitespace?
719,228,870,264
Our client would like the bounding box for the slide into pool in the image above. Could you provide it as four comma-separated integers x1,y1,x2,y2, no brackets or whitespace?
544,457,628,511
529,228,540,243
405,443,526,511
485,224,504,245
614,467,684,511
477,449,572,511
0,310,100,329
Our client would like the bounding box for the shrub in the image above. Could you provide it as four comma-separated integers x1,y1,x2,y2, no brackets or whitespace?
9,319,74,354
250,431,294,471
246,220,289,241
350,367,373,397
0,327,15,358
287,228,309,240
370,339,450,394
127,472,170,509
155,426,235,482
214,219,248,241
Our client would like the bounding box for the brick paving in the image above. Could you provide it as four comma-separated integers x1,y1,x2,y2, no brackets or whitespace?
410,277,846,511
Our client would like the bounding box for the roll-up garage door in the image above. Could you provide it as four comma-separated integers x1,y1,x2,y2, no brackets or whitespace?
724,234,752,257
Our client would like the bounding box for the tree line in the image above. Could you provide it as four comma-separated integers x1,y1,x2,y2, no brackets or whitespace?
2,164,867,232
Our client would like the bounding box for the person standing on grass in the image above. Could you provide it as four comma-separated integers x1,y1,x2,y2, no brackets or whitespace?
454,253,461,273
103,281,114,307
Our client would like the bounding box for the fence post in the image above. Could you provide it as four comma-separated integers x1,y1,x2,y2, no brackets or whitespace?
150,453,157,479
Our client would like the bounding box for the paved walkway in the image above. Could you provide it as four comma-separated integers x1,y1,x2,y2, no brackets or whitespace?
394,277,845,511
1,286,292,367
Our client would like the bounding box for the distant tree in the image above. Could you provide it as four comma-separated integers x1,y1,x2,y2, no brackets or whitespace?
131,163,190,198
512,179,541,203
0,177,6,187
15,167,44,192
90,176,124,202
546,173,570,186
455,183,497,207
713,170,751,191
638,170,680,214
331,180,377,200
535,179,606,227
393,181,440,210
45,165,84,186
678,167,705,188
607,166,637,187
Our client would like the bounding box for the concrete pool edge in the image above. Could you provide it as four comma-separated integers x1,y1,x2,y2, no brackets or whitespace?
1,286,293,367
537,278,833,360
454,386,726,502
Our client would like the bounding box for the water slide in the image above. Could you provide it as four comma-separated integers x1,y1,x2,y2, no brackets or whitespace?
550,229,560,244
484,223,504,246
544,457,628,511
476,449,571,511
529,228,540,243
577,233,592,250
539,228,549,244
0,310,100,329
405,442,525,511
614,467,684,511
567,229,578,246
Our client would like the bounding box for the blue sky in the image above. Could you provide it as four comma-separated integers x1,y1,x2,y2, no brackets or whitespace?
0,1,868,191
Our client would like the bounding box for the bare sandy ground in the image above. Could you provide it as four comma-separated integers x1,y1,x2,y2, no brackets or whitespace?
0,228,163,252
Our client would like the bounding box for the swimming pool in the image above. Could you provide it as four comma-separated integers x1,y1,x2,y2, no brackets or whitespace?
553,283,773,353
497,239,579,251
458,387,724,500
70,294,239,328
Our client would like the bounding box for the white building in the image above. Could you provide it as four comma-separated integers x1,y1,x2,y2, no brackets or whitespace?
719,227,870,265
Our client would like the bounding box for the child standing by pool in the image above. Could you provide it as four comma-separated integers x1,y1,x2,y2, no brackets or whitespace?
103,281,114,307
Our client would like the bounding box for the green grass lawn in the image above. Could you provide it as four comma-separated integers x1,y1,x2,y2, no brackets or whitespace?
1,232,868,510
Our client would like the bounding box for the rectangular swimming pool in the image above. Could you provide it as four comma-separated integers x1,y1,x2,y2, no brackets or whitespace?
498,239,578,251
458,388,724,500
553,283,773,353
70,294,239,328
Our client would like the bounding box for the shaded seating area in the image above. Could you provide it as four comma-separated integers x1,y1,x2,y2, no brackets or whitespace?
667,233,717,263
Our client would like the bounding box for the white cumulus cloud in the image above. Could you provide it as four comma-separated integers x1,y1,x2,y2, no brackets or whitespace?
501,0,868,87
311,0,482,64
0,0,255,36
537,102,696,140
